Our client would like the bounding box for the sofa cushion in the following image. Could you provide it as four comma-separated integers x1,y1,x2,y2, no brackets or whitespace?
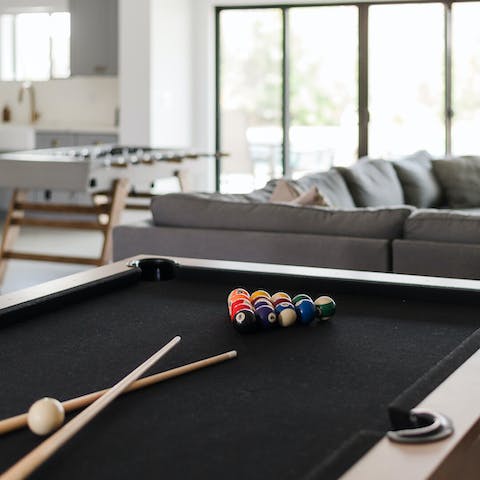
337,159,405,207
433,157,480,208
392,152,442,208
404,209,480,244
151,193,412,239
289,169,355,208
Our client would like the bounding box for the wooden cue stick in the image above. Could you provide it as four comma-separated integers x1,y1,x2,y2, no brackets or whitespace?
0,336,181,480
0,350,237,436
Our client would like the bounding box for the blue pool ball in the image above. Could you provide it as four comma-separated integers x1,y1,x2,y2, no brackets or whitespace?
295,299,316,325
275,302,297,327
255,305,277,329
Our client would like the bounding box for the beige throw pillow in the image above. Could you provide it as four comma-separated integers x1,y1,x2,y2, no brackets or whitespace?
269,179,299,202
289,186,331,207
270,180,331,207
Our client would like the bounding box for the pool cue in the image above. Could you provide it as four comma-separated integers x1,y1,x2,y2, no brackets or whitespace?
0,336,181,480
0,350,237,436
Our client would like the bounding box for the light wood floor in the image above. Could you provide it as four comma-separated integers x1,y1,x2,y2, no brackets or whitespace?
0,210,151,294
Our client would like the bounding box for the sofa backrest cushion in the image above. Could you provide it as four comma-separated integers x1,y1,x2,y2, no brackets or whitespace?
337,159,405,207
392,152,443,208
432,157,480,208
404,209,480,244
151,193,412,239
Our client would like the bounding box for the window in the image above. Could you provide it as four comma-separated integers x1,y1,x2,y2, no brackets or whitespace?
219,9,283,192
289,6,358,174
452,2,480,155
0,12,70,81
216,1,480,193
369,3,444,157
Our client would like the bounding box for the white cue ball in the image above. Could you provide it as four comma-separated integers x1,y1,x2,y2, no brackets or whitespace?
27,397,65,436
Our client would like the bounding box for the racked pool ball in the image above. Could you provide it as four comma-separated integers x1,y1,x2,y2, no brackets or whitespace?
253,298,274,309
228,288,249,303
255,305,277,329
314,296,336,320
271,292,291,306
250,290,271,304
275,302,297,327
292,293,313,305
233,309,257,333
295,299,316,325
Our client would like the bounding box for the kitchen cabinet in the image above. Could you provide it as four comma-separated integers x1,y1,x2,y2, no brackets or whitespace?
36,132,118,148
70,0,118,76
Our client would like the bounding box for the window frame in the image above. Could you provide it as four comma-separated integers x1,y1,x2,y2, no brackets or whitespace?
214,0,475,191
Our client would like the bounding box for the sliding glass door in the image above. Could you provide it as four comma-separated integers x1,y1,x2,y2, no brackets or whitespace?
218,9,283,192
216,1,480,192
289,7,358,175
369,3,444,157
452,2,480,155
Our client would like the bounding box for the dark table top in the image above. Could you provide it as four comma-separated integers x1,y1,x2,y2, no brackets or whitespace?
0,258,480,480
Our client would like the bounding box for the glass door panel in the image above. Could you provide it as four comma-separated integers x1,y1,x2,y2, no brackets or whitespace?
369,4,444,158
452,2,480,155
289,6,358,174
219,9,283,193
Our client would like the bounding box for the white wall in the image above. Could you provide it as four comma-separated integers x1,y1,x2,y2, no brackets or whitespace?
0,76,118,127
150,0,192,148
119,0,192,148
118,0,151,145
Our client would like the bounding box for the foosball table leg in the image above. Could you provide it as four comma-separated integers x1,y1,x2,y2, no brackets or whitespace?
0,189,26,283
98,178,130,265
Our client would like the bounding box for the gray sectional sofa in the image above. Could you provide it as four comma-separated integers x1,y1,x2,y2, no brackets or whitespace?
113,151,480,280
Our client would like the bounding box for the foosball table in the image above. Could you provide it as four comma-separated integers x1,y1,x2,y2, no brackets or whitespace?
0,145,223,279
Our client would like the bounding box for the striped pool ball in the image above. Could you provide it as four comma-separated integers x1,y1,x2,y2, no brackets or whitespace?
295,299,316,325
314,296,336,320
275,302,297,327
250,290,271,304
233,309,257,333
255,305,277,329
228,288,249,303
292,293,313,305
228,292,251,308
271,292,292,305
230,300,253,319
253,298,274,309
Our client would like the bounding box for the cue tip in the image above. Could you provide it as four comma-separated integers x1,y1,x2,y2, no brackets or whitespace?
227,350,238,359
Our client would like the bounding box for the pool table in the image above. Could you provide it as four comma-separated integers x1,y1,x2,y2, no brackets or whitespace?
0,255,479,480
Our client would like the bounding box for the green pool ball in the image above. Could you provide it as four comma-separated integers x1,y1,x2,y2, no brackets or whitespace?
292,293,313,305
314,296,336,320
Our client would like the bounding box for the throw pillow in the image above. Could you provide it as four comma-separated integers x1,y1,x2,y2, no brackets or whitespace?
433,157,480,208
288,186,331,207
393,153,442,208
337,159,405,207
290,169,356,209
269,179,299,203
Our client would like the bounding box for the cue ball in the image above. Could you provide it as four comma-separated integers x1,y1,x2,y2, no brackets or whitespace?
27,397,65,435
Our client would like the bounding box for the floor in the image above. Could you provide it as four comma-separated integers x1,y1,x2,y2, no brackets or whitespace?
0,209,151,294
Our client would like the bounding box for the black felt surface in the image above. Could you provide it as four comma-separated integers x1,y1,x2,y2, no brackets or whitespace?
0,267,479,480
